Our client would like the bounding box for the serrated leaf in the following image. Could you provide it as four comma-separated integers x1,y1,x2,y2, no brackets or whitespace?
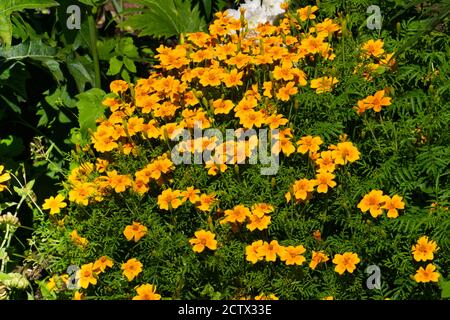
121,0,206,38
76,88,106,139
0,0,59,46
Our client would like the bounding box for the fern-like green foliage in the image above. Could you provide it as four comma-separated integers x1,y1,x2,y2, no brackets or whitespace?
120,0,207,38
0,0,59,46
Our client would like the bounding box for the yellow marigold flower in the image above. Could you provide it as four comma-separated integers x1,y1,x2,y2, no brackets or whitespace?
226,53,252,69
251,203,274,217
272,128,296,156
157,188,183,210
132,178,149,195
279,245,307,265
332,252,360,275
297,5,319,21
148,156,174,180
196,193,217,212
364,90,392,112
301,34,328,55
414,264,440,283
309,251,330,269
322,296,334,300
70,230,88,247
181,187,200,203
222,69,244,87
357,190,385,218
189,230,217,253
212,99,235,115
77,263,97,289
73,291,84,300
273,63,294,81
257,240,282,262
110,80,129,94
292,178,316,201
331,141,360,165
313,18,341,37
239,110,265,129
315,172,337,193
121,258,143,281
315,150,336,173
276,81,298,101
381,195,405,218
263,81,273,98
297,135,323,154
246,213,271,231
42,194,67,215
0,165,11,192
412,236,438,262
246,240,265,264
310,76,339,94
123,222,148,242
68,182,95,206
106,170,132,193
221,205,251,224
265,113,288,130
362,39,385,58
133,284,161,300
93,256,114,273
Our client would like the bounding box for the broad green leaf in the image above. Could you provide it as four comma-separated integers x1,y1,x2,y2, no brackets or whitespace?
0,0,59,46
0,134,24,157
0,39,57,60
107,56,123,76
121,0,206,38
76,88,106,139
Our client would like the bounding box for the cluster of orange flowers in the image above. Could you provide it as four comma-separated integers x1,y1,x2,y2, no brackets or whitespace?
220,203,274,231
411,236,440,283
356,39,396,80
157,187,217,212
357,190,405,218
286,138,360,202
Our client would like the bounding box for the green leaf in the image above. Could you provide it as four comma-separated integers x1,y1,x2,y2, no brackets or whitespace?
123,56,137,73
66,55,95,92
0,39,57,60
107,56,123,76
441,279,450,299
0,0,59,46
76,88,106,139
121,0,206,38
0,135,24,157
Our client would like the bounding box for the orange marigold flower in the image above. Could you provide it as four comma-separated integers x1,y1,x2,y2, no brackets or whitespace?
245,240,265,264
297,135,323,154
362,39,385,58
123,222,148,242
196,193,217,212
133,284,161,300
414,264,440,283
221,205,251,224
189,230,217,253
76,263,97,289
357,190,385,218
310,76,339,94
276,81,298,101
292,178,316,201
331,141,360,165
309,251,329,269
279,245,307,265
157,188,183,210
297,5,319,21
93,256,114,273
121,258,143,281
381,195,405,218
257,240,282,262
315,172,337,193
412,236,438,262
332,252,360,275
110,80,128,94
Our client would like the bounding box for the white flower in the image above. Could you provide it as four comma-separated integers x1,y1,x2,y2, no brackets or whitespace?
226,0,286,31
